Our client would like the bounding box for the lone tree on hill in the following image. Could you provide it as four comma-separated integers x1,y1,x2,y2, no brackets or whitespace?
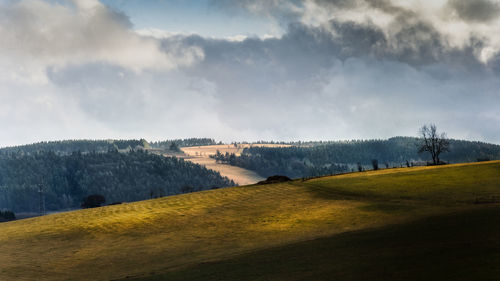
417,124,450,165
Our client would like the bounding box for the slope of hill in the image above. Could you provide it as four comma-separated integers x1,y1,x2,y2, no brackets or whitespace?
144,206,500,281
0,161,499,281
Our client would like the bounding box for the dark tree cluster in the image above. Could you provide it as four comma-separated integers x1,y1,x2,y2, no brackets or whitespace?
211,150,348,179
0,139,147,155
149,138,217,149
0,209,15,222
216,137,500,179
0,150,235,213
257,175,292,185
81,194,106,208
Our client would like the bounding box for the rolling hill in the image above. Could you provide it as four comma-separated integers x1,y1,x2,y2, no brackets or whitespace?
0,161,499,280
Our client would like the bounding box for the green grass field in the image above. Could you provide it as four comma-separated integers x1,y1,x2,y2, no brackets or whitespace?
0,161,499,281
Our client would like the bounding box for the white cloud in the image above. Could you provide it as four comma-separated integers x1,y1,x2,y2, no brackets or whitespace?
0,0,206,146
0,0,204,79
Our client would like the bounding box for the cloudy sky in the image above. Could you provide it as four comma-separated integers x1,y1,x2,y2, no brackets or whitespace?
0,0,499,146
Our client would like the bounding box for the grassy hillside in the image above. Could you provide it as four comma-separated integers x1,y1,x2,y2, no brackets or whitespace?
0,161,499,281
140,207,500,281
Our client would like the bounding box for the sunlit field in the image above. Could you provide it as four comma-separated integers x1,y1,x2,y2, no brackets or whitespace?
180,143,291,157
180,144,290,185
181,156,264,186
0,161,499,281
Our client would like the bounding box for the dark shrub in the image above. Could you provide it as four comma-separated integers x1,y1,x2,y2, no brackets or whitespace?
371,159,379,170
181,185,194,193
0,210,15,222
257,175,292,185
81,194,106,208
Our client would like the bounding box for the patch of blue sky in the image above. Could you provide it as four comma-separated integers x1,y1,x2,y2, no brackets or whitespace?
101,0,278,38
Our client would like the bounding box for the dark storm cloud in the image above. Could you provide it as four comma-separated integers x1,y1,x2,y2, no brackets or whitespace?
152,18,499,143
210,0,488,68
179,18,482,70
447,0,500,23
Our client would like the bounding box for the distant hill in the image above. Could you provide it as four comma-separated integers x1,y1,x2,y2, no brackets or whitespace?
0,150,235,213
215,137,500,178
149,138,218,149
0,139,148,155
0,138,218,155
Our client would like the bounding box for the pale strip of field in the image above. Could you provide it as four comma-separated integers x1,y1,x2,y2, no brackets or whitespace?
185,156,264,186
180,144,290,185
181,143,290,157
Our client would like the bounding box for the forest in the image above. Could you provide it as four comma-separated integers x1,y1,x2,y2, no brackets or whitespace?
2,137,499,213
149,138,218,149
0,138,221,156
0,150,235,213
0,139,148,155
213,137,500,178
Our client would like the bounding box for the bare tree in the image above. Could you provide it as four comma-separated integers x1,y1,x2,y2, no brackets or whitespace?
417,124,450,165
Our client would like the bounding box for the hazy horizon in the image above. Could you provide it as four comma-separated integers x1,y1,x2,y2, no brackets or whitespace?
1,0,499,146
2,135,499,150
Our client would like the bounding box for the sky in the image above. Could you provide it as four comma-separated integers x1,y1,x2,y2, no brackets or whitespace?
0,0,499,147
